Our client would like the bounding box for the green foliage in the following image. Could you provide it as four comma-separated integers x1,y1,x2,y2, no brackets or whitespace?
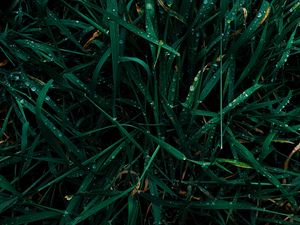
0,0,300,224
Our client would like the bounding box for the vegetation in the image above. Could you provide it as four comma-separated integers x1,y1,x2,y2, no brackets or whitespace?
0,0,300,224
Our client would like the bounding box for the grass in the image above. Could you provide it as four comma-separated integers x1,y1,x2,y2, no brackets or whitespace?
0,0,300,224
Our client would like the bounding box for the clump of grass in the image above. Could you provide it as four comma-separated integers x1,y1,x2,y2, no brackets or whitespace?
0,0,300,224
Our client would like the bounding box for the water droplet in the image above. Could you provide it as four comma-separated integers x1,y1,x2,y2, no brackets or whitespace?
31,86,37,92
257,12,262,18
189,86,195,91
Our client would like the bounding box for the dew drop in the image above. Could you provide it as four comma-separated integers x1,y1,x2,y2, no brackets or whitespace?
189,86,195,91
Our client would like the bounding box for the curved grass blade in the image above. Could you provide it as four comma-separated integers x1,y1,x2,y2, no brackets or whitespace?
119,56,152,77
92,47,111,89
